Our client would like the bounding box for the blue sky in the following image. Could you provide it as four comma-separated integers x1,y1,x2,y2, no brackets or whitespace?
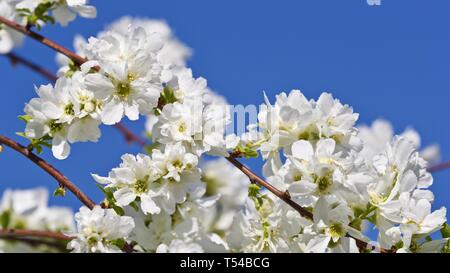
1,0,449,217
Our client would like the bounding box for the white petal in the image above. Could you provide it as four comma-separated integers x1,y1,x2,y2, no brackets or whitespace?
53,6,76,26
140,195,161,215
42,102,63,120
91,174,111,185
317,138,336,158
52,135,71,160
399,170,418,194
124,103,139,121
85,73,114,100
113,188,136,207
101,100,124,125
291,140,314,161
67,118,101,143
73,5,97,18
0,31,14,54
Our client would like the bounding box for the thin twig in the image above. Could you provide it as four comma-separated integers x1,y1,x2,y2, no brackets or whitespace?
114,123,147,147
0,16,86,66
0,229,71,251
226,156,313,219
0,135,96,209
3,52,58,81
0,229,73,241
428,161,450,173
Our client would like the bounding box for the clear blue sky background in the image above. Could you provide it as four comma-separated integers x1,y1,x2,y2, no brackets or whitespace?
1,0,449,220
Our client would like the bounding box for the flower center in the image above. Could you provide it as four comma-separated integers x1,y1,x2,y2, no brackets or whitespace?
178,122,187,133
329,222,344,241
133,176,149,194
64,103,75,116
314,171,333,194
48,120,63,133
116,81,132,99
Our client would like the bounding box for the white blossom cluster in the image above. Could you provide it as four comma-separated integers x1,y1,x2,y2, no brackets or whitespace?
23,16,233,160
2,3,448,252
358,119,440,165
0,0,96,53
227,90,447,253
0,188,74,252
24,17,238,252
66,206,135,253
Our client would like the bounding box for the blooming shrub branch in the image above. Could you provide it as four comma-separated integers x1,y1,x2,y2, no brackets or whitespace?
0,0,449,254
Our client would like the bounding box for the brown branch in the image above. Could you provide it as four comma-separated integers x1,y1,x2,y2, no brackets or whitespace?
0,229,73,241
0,229,72,251
428,161,450,173
226,156,313,219
0,16,86,66
114,123,147,147
3,52,58,82
0,135,96,210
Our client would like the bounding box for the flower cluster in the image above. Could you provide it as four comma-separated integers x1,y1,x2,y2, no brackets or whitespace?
358,119,440,164
228,90,447,253
0,0,96,53
24,16,235,160
0,188,74,252
67,206,134,253
41,17,236,253
4,7,448,253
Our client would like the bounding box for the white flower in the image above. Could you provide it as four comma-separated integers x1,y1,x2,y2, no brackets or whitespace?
14,0,96,27
102,16,192,68
257,90,361,176
367,136,432,208
227,196,304,253
271,138,369,208
163,68,207,102
24,77,101,159
382,193,446,249
93,144,202,215
358,119,440,164
0,0,24,53
0,188,74,253
0,187,74,231
67,206,134,253
153,100,204,148
92,153,163,215
83,26,164,125
307,197,353,252
52,0,96,26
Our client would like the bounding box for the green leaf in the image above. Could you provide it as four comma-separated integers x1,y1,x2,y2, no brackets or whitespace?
18,115,32,123
109,238,126,249
129,201,140,212
248,184,261,198
349,218,362,231
112,205,125,216
0,210,11,229
53,187,66,197
144,142,160,155
441,223,450,238
159,85,178,106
